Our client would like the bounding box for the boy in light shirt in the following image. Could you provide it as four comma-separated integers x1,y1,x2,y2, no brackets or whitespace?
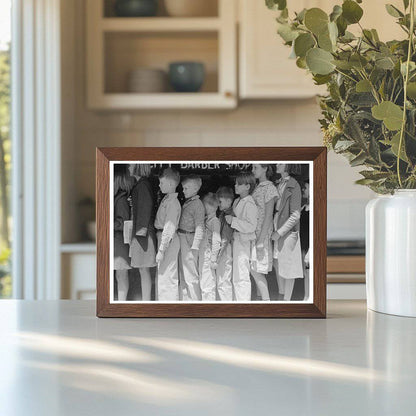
178,175,205,300
199,193,221,301
225,172,258,301
154,168,181,301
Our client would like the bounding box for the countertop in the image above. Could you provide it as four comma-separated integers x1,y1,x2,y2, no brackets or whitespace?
0,300,415,415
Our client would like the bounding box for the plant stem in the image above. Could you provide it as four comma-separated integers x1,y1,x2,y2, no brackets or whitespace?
397,0,415,188
334,68,357,83
358,69,380,104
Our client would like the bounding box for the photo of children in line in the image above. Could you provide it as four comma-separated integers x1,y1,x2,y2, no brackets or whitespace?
112,162,311,302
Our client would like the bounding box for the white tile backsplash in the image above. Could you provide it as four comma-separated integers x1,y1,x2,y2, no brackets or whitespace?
73,102,373,240
328,199,368,240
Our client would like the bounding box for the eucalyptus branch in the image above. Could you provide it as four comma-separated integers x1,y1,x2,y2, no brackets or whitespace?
334,68,358,83
390,78,398,101
358,68,381,104
267,0,416,193
393,86,404,103
397,0,415,187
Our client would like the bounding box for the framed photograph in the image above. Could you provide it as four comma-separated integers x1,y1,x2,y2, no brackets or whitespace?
96,147,327,318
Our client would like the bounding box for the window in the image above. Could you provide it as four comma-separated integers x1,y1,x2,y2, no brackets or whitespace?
0,0,11,298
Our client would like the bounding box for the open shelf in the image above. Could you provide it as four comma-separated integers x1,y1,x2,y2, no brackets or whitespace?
86,0,236,109
90,92,235,109
104,31,219,94
101,17,221,32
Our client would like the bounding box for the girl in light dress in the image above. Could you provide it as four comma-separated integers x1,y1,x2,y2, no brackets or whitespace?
113,165,133,301
272,164,304,301
128,164,157,301
250,164,278,301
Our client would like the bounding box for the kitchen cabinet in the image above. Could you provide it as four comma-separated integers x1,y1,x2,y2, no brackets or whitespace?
86,0,237,109
61,244,96,300
239,0,326,99
238,0,405,99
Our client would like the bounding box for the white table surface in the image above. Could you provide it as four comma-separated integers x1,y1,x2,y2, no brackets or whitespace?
0,300,415,416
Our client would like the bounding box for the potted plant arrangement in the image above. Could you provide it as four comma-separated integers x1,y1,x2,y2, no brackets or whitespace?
266,0,416,316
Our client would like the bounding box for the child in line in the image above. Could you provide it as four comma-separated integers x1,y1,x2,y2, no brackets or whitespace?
113,165,133,301
199,193,221,301
154,168,182,301
128,164,157,301
226,172,258,301
178,175,205,301
272,164,303,301
300,180,310,301
216,186,234,301
251,164,278,301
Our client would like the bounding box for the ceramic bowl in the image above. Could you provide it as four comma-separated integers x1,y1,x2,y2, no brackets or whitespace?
114,0,158,17
127,68,167,93
168,62,205,92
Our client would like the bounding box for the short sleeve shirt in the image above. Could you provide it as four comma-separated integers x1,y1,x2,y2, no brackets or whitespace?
252,180,278,234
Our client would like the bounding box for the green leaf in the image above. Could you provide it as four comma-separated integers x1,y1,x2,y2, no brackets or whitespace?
333,59,353,70
294,33,315,57
304,8,329,35
369,136,381,162
295,8,307,22
306,48,335,75
407,82,416,99
339,31,356,42
344,114,367,146
378,78,386,100
371,29,380,42
277,23,299,42
334,139,356,152
355,178,377,185
393,61,402,78
375,56,395,70
363,29,375,44
385,4,404,18
296,57,307,69
350,53,368,69
313,74,332,85
266,0,287,11
372,101,404,130
370,67,386,84
336,15,348,36
359,170,391,180
401,61,416,76
349,92,377,107
342,0,363,24
350,152,368,167
328,21,338,45
330,5,343,22
381,132,409,162
356,79,372,92
318,31,333,52
403,0,410,9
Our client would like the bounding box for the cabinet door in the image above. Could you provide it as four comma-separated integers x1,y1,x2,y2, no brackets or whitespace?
239,0,403,99
239,0,322,99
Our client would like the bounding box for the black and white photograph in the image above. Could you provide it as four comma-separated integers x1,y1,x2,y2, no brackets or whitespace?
110,161,312,303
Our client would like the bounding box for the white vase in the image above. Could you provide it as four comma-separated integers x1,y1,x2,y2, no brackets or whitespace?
366,190,416,317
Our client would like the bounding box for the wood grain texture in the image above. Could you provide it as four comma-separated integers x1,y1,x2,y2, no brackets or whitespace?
327,256,365,274
96,147,327,318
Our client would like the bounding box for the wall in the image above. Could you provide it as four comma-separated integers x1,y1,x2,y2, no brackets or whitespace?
61,0,374,243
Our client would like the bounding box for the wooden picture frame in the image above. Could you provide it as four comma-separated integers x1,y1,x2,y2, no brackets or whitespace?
96,147,327,318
